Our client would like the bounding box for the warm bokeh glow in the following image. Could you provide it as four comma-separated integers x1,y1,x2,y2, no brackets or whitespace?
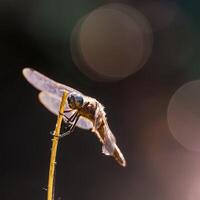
168,80,200,152
71,3,153,81
187,175,200,200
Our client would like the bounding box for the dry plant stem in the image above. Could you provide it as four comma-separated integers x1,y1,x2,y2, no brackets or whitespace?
47,91,68,200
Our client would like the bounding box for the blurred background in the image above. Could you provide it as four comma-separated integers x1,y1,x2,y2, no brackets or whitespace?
1,0,200,200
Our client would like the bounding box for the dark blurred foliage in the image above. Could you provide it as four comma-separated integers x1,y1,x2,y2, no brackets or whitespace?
1,0,200,200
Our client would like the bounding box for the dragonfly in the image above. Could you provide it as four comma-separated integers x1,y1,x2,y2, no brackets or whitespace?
23,68,126,167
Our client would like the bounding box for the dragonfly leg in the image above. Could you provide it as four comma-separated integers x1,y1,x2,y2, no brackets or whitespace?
63,111,78,122
63,109,73,113
60,114,80,138
68,114,80,133
59,129,71,138
50,111,77,136
59,109,73,118
59,109,72,118
50,130,55,135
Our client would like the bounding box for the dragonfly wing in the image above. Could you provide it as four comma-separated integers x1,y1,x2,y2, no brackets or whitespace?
39,92,93,130
98,121,117,156
38,91,69,115
102,145,110,155
101,124,126,166
77,117,93,130
23,68,82,96
102,129,116,156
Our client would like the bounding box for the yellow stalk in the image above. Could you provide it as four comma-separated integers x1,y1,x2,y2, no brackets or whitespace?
47,91,68,200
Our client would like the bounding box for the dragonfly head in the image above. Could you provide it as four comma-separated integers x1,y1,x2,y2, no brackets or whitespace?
67,92,84,109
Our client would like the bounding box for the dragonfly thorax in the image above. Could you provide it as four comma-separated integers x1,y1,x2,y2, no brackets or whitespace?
67,92,84,109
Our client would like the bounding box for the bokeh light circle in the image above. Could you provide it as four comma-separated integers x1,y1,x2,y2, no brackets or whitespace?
168,80,200,152
187,175,200,200
71,3,153,81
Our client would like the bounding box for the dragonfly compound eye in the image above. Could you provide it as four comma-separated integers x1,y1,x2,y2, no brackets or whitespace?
74,94,84,108
67,93,76,109
67,93,83,109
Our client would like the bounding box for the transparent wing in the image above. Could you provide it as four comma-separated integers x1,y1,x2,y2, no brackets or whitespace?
100,122,126,166
38,91,93,130
101,125,117,156
23,68,82,97
77,117,93,130
38,91,69,114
